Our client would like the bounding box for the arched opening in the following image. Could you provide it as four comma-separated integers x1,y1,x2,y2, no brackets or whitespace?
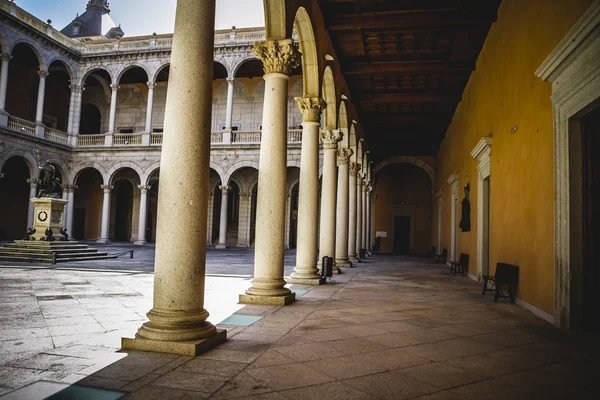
294,7,320,98
226,167,259,247
74,168,104,240
211,61,229,132
152,65,170,132
211,182,222,245
322,66,337,130
43,61,71,131
289,182,299,249
146,168,160,242
235,59,263,79
109,168,141,242
0,157,31,239
249,183,258,246
6,43,40,122
80,69,112,134
80,104,102,134
373,163,433,254
116,66,150,133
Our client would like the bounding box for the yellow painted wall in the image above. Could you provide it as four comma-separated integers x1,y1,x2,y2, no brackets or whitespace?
435,0,594,314
374,162,433,254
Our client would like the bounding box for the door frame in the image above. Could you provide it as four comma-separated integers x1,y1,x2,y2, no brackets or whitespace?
390,205,416,253
536,1,600,328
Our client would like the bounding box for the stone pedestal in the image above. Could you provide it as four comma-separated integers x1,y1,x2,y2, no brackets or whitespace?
29,197,68,241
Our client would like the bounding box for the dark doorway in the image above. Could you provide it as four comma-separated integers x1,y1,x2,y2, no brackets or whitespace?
73,208,86,240
0,157,30,239
289,183,299,249
582,106,600,332
393,216,411,254
113,180,133,241
80,103,102,134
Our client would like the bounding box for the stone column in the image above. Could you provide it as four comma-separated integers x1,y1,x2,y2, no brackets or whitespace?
335,147,353,268
26,179,38,228
207,191,214,245
348,162,360,263
356,176,363,259
318,130,343,274
122,0,226,356
97,185,112,243
35,70,48,124
135,185,149,245
366,185,372,254
0,54,12,113
145,82,156,133
225,77,235,131
361,180,368,252
288,97,326,285
216,185,229,249
65,185,76,239
239,38,300,306
108,84,119,133
67,85,83,145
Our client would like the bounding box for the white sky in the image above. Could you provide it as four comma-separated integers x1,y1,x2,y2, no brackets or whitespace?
18,0,266,37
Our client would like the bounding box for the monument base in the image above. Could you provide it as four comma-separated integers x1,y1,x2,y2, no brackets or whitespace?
28,197,68,241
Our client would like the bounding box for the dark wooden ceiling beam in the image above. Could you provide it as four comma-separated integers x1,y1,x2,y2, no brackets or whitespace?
354,92,461,103
343,61,474,75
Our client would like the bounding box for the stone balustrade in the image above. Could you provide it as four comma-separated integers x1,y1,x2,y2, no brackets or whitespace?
113,133,143,145
7,116,36,135
44,127,69,144
77,134,105,146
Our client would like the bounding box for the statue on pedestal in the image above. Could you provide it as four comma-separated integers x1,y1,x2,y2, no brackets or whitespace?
37,162,63,198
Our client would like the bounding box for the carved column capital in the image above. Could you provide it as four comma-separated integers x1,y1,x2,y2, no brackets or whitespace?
138,184,150,193
146,82,157,89
226,77,235,84
69,85,84,93
320,130,343,149
37,69,49,78
110,83,120,91
1,53,12,62
350,162,361,175
219,185,230,195
64,184,78,191
100,184,114,192
337,147,354,165
253,38,301,76
295,97,326,123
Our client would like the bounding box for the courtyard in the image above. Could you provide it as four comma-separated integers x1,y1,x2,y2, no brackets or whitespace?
0,249,598,399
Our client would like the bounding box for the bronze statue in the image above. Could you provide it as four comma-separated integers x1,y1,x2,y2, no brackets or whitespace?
37,162,63,198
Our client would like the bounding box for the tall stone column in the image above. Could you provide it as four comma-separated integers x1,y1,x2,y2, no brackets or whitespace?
318,130,343,273
216,185,229,249
35,70,48,124
239,38,300,306
108,84,119,133
362,180,368,251
288,97,326,285
97,185,112,243
366,185,372,254
145,82,156,133
335,147,353,268
135,185,149,245
0,54,12,113
225,77,235,131
356,176,363,259
26,179,38,229
348,162,360,263
122,0,226,356
67,85,83,145
65,185,76,239
207,191,214,245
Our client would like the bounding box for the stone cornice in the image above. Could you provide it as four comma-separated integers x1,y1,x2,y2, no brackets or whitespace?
470,136,492,161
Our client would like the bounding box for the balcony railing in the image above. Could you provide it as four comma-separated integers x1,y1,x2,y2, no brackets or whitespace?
7,116,36,135
114,133,143,145
44,127,69,144
77,134,105,146
150,133,163,145
232,131,261,143
211,131,223,143
287,129,302,143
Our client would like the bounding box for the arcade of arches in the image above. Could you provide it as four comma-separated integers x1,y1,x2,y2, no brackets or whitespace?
0,0,599,357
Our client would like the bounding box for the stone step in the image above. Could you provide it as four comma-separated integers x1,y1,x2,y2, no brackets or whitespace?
13,240,81,246
4,243,90,250
0,250,108,259
0,247,98,255
0,253,116,263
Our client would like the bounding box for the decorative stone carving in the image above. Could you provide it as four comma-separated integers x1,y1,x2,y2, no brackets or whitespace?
219,185,230,195
337,147,353,165
138,185,150,193
110,83,120,91
37,69,49,78
69,85,84,93
253,39,301,76
295,97,326,123
320,130,343,149
1,53,12,62
350,162,361,175
100,184,113,192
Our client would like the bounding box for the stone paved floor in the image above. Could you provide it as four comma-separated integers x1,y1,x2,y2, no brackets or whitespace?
1,251,599,399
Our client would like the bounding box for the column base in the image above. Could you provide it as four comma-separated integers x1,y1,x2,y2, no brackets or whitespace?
286,275,324,286
335,259,353,268
215,243,228,249
348,255,359,263
96,238,110,244
239,292,295,306
134,240,146,245
121,329,226,356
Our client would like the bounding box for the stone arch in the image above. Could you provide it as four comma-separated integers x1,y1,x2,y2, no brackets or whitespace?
142,161,162,186
47,57,76,82
338,100,348,130
223,161,260,186
294,7,320,98
215,79,249,98
10,40,45,70
375,156,436,188
71,163,108,185
151,61,170,83
231,56,262,78
0,28,9,51
210,162,227,185
322,66,336,129
81,67,115,86
287,159,301,169
107,162,144,185
263,0,287,40
0,150,38,178
115,64,151,84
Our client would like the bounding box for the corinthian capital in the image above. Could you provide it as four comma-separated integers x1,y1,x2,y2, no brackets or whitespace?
295,97,326,123
350,162,361,175
254,39,301,76
320,130,343,149
337,147,354,165
1,53,12,62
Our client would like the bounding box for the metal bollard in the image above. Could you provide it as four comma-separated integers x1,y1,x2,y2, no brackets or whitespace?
130,249,134,259
51,251,57,265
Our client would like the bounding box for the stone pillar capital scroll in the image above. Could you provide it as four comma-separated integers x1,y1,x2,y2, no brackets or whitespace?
69,85,84,94
254,38,301,76
350,162,361,175
295,97,326,123
1,53,12,62
337,147,354,165
138,184,150,193
37,69,49,79
226,77,235,84
320,130,343,149
110,83,120,91
100,184,113,193
219,185,230,195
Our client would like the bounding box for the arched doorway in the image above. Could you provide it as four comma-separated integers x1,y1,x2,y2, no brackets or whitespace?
74,168,104,240
6,43,40,122
116,66,149,133
0,157,31,239
43,61,71,131
109,168,141,242
80,69,112,134
80,103,102,134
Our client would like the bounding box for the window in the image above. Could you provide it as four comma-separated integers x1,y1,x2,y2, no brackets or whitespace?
152,128,163,133
119,128,134,133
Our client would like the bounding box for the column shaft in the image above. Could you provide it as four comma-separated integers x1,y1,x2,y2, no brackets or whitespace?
240,39,300,305
356,177,363,258
26,179,37,229
145,83,156,132
362,183,368,251
35,71,48,123
67,188,75,239
335,148,353,268
108,84,118,133
123,0,225,355
135,186,148,245
225,78,235,130
216,186,229,248
348,163,359,262
366,186,372,254
0,55,11,111
98,185,111,243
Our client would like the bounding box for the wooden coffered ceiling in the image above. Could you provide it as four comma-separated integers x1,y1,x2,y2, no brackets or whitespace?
317,0,502,158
